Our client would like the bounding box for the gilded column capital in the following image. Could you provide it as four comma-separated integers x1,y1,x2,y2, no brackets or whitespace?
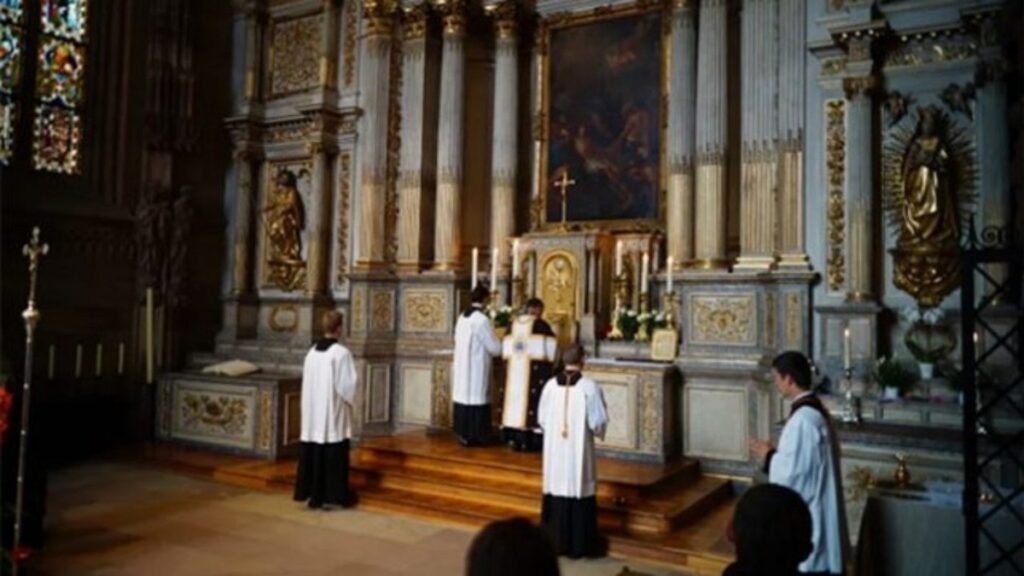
831,22,888,64
433,0,468,37
403,3,431,40
363,0,400,35
485,1,519,39
672,0,698,11
842,75,878,99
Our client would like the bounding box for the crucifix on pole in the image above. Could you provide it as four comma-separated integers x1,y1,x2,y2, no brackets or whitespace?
553,169,576,231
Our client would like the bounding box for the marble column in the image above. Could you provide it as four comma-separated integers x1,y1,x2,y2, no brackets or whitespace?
977,56,1011,293
242,4,265,102
666,0,698,269
396,5,431,272
231,150,255,295
693,0,728,268
735,0,779,271
355,7,395,269
843,75,876,301
489,2,519,273
319,0,339,91
776,0,808,267
306,142,333,296
432,1,467,272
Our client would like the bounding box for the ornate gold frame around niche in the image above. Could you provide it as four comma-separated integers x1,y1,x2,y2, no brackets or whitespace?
260,157,314,292
534,1,669,234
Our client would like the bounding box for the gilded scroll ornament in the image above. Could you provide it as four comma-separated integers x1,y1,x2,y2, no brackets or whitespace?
825,100,846,292
690,295,756,346
403,290,448,333
343,0,358,86
263,170,307,291
259,390,273,451
336,152,352,284
269,14,323,97
883,106,977,308
370,289,395,332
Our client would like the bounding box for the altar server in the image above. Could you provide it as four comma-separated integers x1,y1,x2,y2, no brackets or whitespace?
749,351,849,575
501,298,557,452
294,310,358,509
452,285,503,446
537,344,608,558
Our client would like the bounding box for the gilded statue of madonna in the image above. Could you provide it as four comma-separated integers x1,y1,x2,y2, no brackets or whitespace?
900,107,959,247
262,170,306,290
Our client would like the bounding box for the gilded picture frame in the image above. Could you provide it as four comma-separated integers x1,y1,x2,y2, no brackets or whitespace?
535,2,669,233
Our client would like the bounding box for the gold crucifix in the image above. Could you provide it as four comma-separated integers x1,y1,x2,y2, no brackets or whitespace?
553,170,576,231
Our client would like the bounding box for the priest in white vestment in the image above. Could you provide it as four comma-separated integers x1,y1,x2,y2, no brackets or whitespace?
537,344,608,558
501,298,557,452
294,310,358,509
750,351,849,576
452,285,503,446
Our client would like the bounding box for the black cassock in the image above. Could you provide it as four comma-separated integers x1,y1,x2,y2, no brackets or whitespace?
501,317,556,452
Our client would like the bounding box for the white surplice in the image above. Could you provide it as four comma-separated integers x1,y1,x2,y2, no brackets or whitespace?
769,394,850,574
538,374,608,498
501,315,557,429
451,305,502,406
300,341,358,444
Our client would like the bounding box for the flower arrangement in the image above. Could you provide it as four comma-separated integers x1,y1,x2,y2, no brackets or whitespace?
488,305,514,329
901,306,955,378
873,355,918,398
614,308,640,341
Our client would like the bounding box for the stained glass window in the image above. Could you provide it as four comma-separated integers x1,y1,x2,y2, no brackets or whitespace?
32,0,88,173
0,0,23,164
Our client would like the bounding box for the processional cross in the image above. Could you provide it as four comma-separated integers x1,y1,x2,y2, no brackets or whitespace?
553,170,576,231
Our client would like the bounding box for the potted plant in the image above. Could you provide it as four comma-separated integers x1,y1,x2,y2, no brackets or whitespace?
873,356,918,399
901,307,955,381
488,305,513,338
616,309,640,342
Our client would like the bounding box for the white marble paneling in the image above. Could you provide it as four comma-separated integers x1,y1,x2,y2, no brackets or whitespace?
399,364,433,425
590,371,637,451
684,384,748,461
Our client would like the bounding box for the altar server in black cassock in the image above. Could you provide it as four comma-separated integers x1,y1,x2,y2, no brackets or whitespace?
294,310,358,509
501,298,557,452
452,285,502,446
538,344,608,558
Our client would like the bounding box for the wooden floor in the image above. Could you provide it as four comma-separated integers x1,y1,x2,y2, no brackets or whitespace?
128,430,735,574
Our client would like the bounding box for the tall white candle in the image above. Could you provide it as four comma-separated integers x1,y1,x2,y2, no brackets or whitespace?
95,343,103,376
843,327,851,370
471,248,479,289
666,256,674,293
491,248,498,290
47,345,55,380
512,239,520,278
615,240,623,276
75,344,83,379
118,342,125,375
641,252,650,294
146,287,154,383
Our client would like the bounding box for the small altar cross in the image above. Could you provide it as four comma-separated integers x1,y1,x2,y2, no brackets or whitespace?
553,170,576,230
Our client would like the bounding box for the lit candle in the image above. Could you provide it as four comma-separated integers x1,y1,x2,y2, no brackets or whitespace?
641,252,650,294
146,287,154,383
95,343,103,376
843,327,851,370
512,239,520,278
471,245,479,286
75,344,83,379
615,240,623,276
666,256,674,293
491,248,498,290
118,342,125,375
48,345,55,380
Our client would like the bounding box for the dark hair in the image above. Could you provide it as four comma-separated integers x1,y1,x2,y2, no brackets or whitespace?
470,285,491,304
562,343,585,367
321,310,343,335
526,298,545,310
732,484,813,570
466,518,560,576
772,351,812,391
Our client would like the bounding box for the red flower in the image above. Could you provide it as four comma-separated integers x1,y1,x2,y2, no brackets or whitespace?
11,545,32,562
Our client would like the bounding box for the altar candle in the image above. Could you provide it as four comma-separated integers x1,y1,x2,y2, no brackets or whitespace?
491,248,498,290
471,248,479,289
512,239,520,278
118,342,125,375
95,343,103,377
146,287,154,383
641,252,649,294
615,241,623,276
843,327,851,370
666,256,674,293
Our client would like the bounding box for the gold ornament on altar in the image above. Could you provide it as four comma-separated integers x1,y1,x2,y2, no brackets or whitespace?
883,106,976,308
263,169,307,291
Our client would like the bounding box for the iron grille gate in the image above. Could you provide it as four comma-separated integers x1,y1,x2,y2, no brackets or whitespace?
960,224,1024,575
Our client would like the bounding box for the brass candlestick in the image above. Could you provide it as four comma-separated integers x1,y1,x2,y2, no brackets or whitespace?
639,292,649,314
840,367,861,424
662,290,678,330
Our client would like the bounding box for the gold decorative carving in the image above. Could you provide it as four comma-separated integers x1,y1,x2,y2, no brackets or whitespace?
403,3,430,40
351,285,367,332
436,0,467,37
842,75,877,99
402,289,448,333
259,390,273,451
269,14,324,97
883,106,977,308
641,379,660,453
180,393,250,436
825,100,846,293
268,304,299,332
336,152,352,284
370,289,395,332
343,0,358,86
540,251,578,347
886,31,977,69
266,121,310,143
432,360,452,428
262,167,309,291
690,294,756,346
486,0,518,38
785,292,801,350
821,57,846,77
385,22,403,267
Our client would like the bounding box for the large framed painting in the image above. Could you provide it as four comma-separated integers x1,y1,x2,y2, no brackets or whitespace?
538,5,666,231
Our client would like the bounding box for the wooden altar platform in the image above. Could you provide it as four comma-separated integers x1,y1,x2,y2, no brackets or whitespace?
132,430,736,573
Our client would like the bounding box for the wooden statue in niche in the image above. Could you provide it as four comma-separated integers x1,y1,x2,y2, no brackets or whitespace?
263,169,307,291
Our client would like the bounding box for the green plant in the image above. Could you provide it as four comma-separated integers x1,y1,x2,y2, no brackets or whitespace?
488,305,513,329
616,309,639,341
873,356,918,396
904,321,955,364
